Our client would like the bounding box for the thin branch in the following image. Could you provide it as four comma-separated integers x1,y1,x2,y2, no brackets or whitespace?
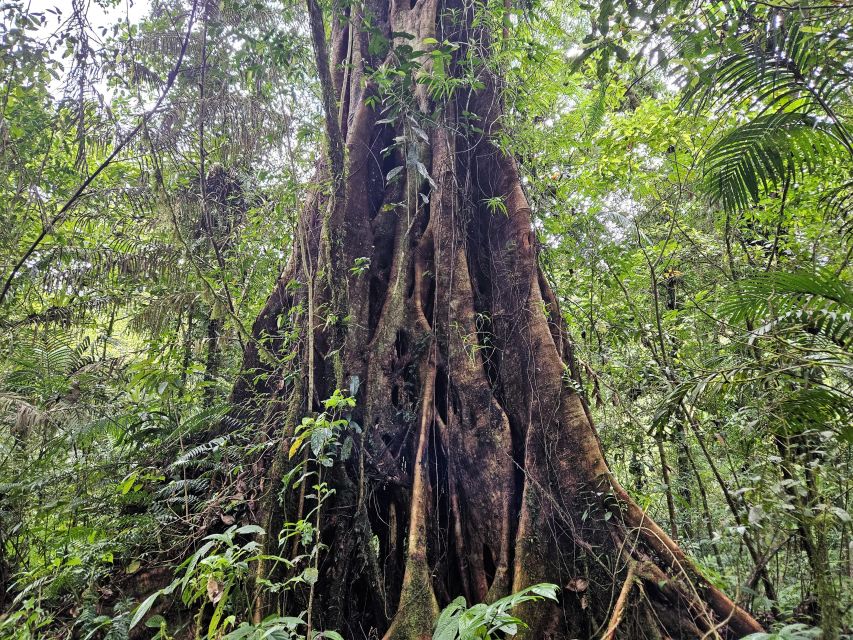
0,0,200,305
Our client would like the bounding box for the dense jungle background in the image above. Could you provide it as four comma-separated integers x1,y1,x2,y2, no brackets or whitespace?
0,0,851,638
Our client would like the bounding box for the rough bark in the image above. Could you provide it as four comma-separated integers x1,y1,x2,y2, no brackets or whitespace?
227,0,765,638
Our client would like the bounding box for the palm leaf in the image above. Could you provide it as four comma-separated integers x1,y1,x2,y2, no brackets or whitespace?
750,307,853,350
777,387,851,435
823,178,853,233
719,267,853,326
682,18,853,123
702,113,845,212
683,11,853,213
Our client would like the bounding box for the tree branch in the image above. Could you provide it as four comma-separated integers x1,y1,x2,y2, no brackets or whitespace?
306,0,345,189
0,0,200,305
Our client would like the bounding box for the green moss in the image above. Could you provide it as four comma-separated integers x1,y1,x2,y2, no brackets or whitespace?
387,561,439,640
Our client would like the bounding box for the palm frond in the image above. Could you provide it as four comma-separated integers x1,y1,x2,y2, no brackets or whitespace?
653,360,852,442
719,268,853,352
127,291,199,337
719,267,853,326
682,17,853,123
37,238,182,293
3,294,122,329
682,11,853,214
778,386,851,435
823,177,853,233
750,307,853,350
702,113,845,212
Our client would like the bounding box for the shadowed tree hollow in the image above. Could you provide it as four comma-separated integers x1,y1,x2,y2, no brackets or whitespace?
228,0,765,637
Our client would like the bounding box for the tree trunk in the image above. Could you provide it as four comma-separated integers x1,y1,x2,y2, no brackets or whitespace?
228,0,764,637
203,314,222,407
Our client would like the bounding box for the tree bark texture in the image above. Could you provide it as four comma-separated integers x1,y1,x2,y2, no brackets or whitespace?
228,0,764,637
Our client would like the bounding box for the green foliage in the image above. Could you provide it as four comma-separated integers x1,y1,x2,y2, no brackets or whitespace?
432,584,559,640
127,524,274,637
681,16,852,127
126,389,358,639
220,615,308,640
655,268,853,442
681,10,853,213
504,1,852,633
1,0,852,638
702,113,845,213
0,597,53,639
743,623,823,640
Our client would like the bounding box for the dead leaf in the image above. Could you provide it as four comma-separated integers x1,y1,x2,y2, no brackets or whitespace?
565,577,588,592
207,576,223,604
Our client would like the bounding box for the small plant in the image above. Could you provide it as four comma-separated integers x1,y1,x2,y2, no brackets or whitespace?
126,389,360,639
743,624,823,640
432,583,559,639
350,256,371,276
482,196,508,216
220,615,342,640
0,597,53,640
287,387,358,466
127,524,278,638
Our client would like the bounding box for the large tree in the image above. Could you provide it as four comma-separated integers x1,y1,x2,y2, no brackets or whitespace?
230,0,764,637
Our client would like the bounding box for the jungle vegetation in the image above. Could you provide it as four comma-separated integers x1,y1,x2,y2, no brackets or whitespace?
0,0,851,638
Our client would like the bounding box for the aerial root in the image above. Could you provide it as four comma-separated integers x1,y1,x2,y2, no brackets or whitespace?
609,474,763,636
381,358,439,640
602,560,637,640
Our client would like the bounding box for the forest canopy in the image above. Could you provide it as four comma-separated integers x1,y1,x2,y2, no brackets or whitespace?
0,0,851,639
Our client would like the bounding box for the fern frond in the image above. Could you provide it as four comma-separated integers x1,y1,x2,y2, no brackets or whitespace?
170,436,229,469
585,80,607,139
163,404,229,446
